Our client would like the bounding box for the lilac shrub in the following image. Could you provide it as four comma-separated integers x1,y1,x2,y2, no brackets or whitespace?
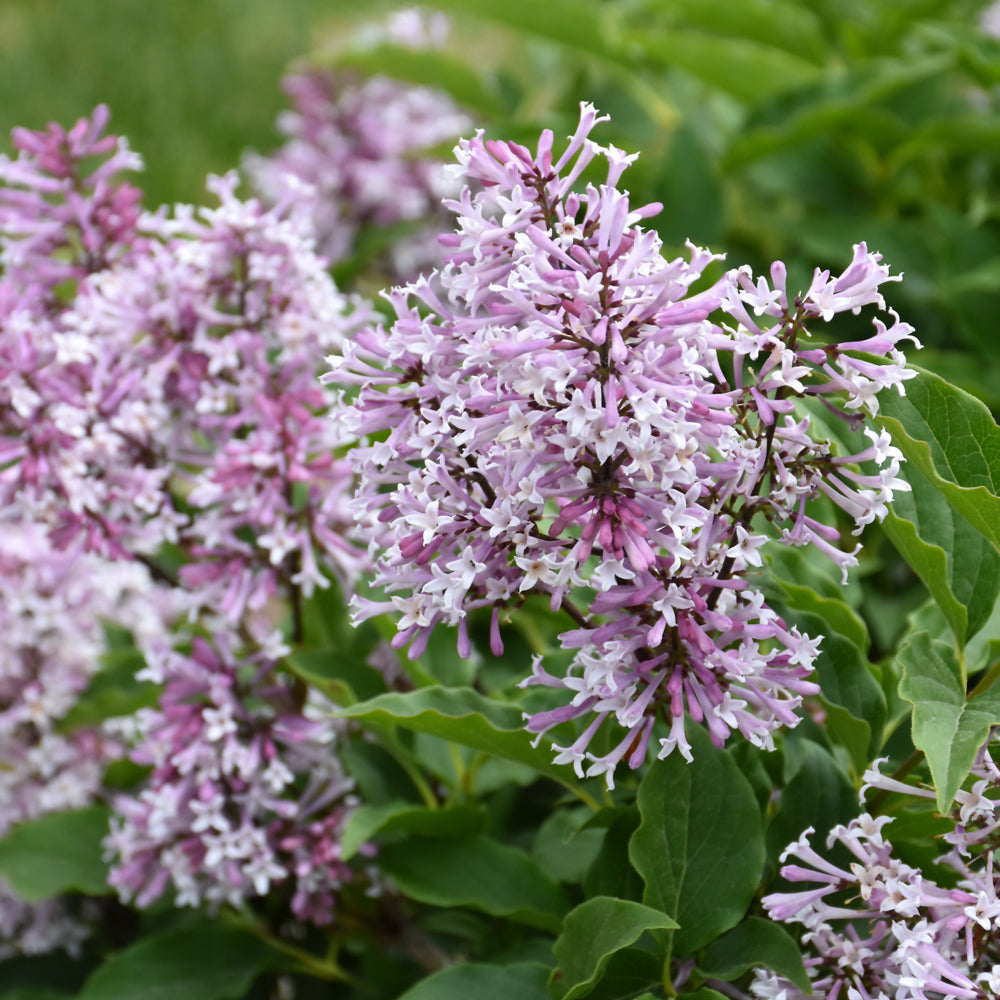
758,744,1000,1000
330,103,918,786
244,8,471,279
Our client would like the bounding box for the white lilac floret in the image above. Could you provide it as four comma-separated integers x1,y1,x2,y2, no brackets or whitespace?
758,742,1000,1000
329,102,918,785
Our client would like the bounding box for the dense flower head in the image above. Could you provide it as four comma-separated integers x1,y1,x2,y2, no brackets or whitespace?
329,102,918,785
758,743,1000,1000
244,8,471,278
0,109,371,621
106,633,361,924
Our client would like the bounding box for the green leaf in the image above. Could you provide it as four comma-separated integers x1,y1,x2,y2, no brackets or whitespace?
678,990,729,1000
78,923,276,1000
429,0,617,61
628,725,764,954
634,29,821,103
898,631,1000,811
699,917,811,993
58,648,157,732
583,808,644,902
668,0,828,64
724,54,954,167
883,461,1000,647
877,366,1000,556
0,807,109,901
532,808,604,885
331,45,505,117
767,736,856,866
764,600,886,756
340,801,487,861
378,835,568,931
337,687,598,803
285,647,388,706
551,897,678,1000
396,962,550,1000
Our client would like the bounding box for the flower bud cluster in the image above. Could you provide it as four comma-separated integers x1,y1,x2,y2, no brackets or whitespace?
758,745,1000,1000
331,103,918,785
106,634,361,924
244,8,470,279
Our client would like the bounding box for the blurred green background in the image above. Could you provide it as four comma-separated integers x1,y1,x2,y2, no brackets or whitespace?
0,0,352,206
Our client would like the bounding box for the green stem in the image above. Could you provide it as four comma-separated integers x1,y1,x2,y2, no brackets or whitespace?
378,727,439,809
223,910,354,984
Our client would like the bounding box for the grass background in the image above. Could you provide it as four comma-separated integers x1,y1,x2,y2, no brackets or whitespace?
0,0,382,206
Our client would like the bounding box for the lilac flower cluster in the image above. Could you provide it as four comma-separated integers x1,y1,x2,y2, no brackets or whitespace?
0,108,373,927
0,107,370,624
106,635,361,925
758,746,1000,1000
0,523,171,958
331,103,917,785
244,8,471,279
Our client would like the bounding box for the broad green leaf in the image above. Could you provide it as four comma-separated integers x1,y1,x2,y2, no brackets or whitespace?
878,366,1000,556
898,631,1000,811
78,923,276,1000
58,648,157,732
883,461,1000,647
396,962,550,1000
378,834,567,931
340,801,486,861
765,561,869,653
285,647,388,706
533,808,604,885
699,917,811,992
629,725,763,954
337,687,597,801
678,990,729,1000
0,807,109,901
765,600,886,756
583,808,644,902
767,736,856,866
429,0,617,61
551,897,678,1000
725,55,954,167
331,46,505,117
634,29,821,103
668,0,828,64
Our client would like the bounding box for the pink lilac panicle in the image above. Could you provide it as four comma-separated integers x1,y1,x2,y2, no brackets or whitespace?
106,633,362,924
72,170,372,622
329,102,917,787
758,743,1000,1000
0,521,174,959
244,8,471,279
0,129,371,620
